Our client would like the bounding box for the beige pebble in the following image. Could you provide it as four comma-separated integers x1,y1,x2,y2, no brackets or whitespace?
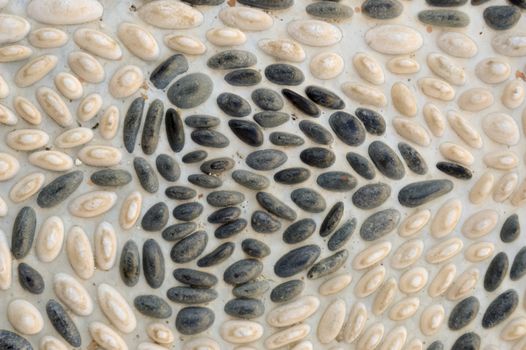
100,106,120,140
68,51,105,84
291,341,313,350
55,127,94,149
457,87,494,112
26,0,103,25
54,72,83,100
28,27,68,48
464,241,494,263
220,320,263,344
183,338,220,350
0,152,19,181
0,14,30,45
7,299,43,335
68,191,117,218
392,117,431,146
318,298,346,344
0,74,8,98
379,326,407,350
428,263,457,298
353,53,384,85
365,25,423,55
138,343,167,350
427,53,466,85
502,79,525,109
147,322,174,344
391,82,417,117
287,19,342,47
357,323,384,350
120,191,142,230
469,171,494,204
310,52,344,80
28,150,73,172
0,230,11,290
339,302,367,344
13,96,41,125
493,172,518,202
391,239,423,270
423,103,446,137
98,283,137,333
386,56,420,75
483,150,519,170
426,237,463,264
0,196,6,217
6,129,49,151
36,86,73,127
206,27,246,47
353,241,391,270
398,209,431,237
492,32,526,57
39,336,68,350
446,267,479,301
77,93,102,122
501,317,526,341
418,77,455,101
66,226,94,280
462,209,498,239
9,172,45,203
53,272,93,316
430,198,462,238
372,278,397,315
0,103,18,125
437,31,477,58
513,338,526,350
73,28,122,60
405,338,424,350
77,145,122,167
264,324,310,349
354,265,385,298
118,22,159,61
94,221,117,271
138,0,203,29
341,82,387,107
399,267,428,294
219,7,273,31
319,274,352,296
0,44,32,63
511,177,526,207
89,322,128,350
419,304,444,336
109,65,144,99
447,110,483,149
258,38,305,63
482,112,519,145
266,295,320,328
439,142,473,166
389,297,420,321
475,57,511,84
15,55,58,88
35,216,64,263
164,34,206,55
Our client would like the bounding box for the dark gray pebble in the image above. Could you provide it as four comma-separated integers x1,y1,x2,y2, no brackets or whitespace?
134,157,158,193
173,202,203,221
207,190,245,207
483,5,521,30
233,280,270,298
360,208,401,241
182,150,208,163
188,174,223,189
274,167,310,184
427,341,444,350
91,169,132,186
46,299,81,347
328,219,357,251
510,0,526,9
484,252,508,292
290,188,326,213
170,231,208,263
167,287,218,304
329,111,366,146
173,268,218,288
398,142,427,175
191,129,230,148
300,147,335,168
197,242,235,267
11,207,36,259
141,99,164,155
253,111,290,128
482,289,518,328
317,171,357,192
246,149,287,171
225,298,264,319
37,171,83,208
207,50,257,70
501,214,519,243
299,120,334,145
426,0,467,5
448,296,480,330
436,161,472,180
346,152,376,179
307,249,349,279
282,88,320,117
320,201,344,237
120,240,140,286
225,68,262,86
165,186,196,200
224,259,263,285
242,238,271,258
269,132,305,146
208,207,241,224
228,119,264,146
232,169,270,190
167,73,213,109
265,64,305,86
217,92,252,118
143,239,165,289
306,1,353,19
162,222,196,241
0,330,33,350
283,218,316,244
141,202,169,231
418,9,470,27
251,210,281,233
18,262,44,294
150,54,188,89
451,332,480,350
156,154,180,182
123,96,144,153
251,88,284,111
355,108,386,135
471,0,491,4
305,85,345,109
274,245,321,278
368,141,405,180
270,280,304,303
175,307,215,335
510,246,526,281
134,295,172,318
398,179,454,207
185,115,220,129
256,191,297,221
215,219,247,239
362,0,403,19
238,0,293,9
352,183,391,209
165,108,185,153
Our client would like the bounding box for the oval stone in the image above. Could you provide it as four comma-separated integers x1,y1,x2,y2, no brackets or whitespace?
360,208,401,241
274,245,321,278
368,141,405,180
398,180,454,207
448,297,480,330
482,289,518,328
167,73,213,109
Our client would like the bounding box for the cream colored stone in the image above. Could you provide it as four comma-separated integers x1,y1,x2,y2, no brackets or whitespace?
77,145,122,167
54,72,83,100
219,7,273,31
389,297,420,321
7,299,43,335
428,263,456,298
138,0,203,29
89,322,128,350
220,320,263,344
310,52,344,80
0,44,32,63
288,19,342,47
379,326,407,350
55,127,93,149
35,216,64,263
318,299,346,344
391,239,423,270
482,112,520,145
100,106,120,140
341,82,386,107
94,221,117,271
0,196,6,217
77,93,102,122
493,172,518,202
98,283,137,333
353,52,384,85
423,103,446,137
501,317,526,341
339,302,367,344
354,265,385,298
164,34,206,55
511,177,526,207
502,79,525,109
68,191,117,218
0,74,8,99
74,28,122,60
0,153,19,181
264,324,310,349
53,272,93,316
36,87,73,127
319,274,352,296
462,209,498,239
372,278,397,315
492,32,526,57
29,27,68,48
266,295,320,327
66,226,94,280
120,191,142,230
291,341,313,350
392,117,430,146
399,267,428,294
439,142,473,166
258,38,305,62
352,241,391,270
68,51,105,83
13,96,41,125
419,304,444,336
405,338,424,350
0,14,30,44
357,323,384,350
138,343,166,350
365,25,423,55
109,65,144,99
391,82,417,117
447,110,483,149
426,237,463,264
431,198,462,238
206,27,246,47
147,323,174,344
386,56,420,75
475,57,511,84
464,241,494,263
26,0,103,25
457,87,494,112
470,172,494,204
446,267,479,301
437,31,478,58
15,55,58,88
398,209,431,237
483,150,519,170
418,77,455,101
427,53,466,85
9,172,45,203
183,338,220,350
29,150,73,171
7,129,49,151
39,336,68,350
0,230,10,290
118,22,159,61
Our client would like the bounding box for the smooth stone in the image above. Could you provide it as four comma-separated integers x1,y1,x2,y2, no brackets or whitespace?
150,54,188,89
300,147,335,168
510,247,526,281
448,297,480,330
141,202,169,231
142,99,164,155
197,242,235,267
182,150,208,163
233,280,270,298
320,201,344,237
426,0,467,5
269,132,305,146
362,0,403,19
173,202,203,222
156,154,180,182
484,252,508,292
27,0,103,25
368,141,405,180
237,0,293,9
37,171,83,208
398,180,454,207
215,219,247,238
299,120,333,145
305,85,345,109
224,298,264,319
207,50,257,69
483,6,520,30
436,162,472,180
191,129,229,148
91,169,132,187
451,332,480,350
123,97,144,153
134,157,159,193
188,174,222,189
161,222,196,241
274,245,321,277
472,0,491,3
329,111,366,146
306,2,353,19
317,171,357,192
352,183,391,209
0,330,32,350
274,167,310,185
11,207,37,259
170,231,207,263
229,120,263,146
265,64,305,86
291,188,326,213
232,170,269,190
482,290,518,328
328,220,357,251
418,9,470,27
360,208,401,241
225,69,261,86
242,238,270,258
165,108,184,152
346,152,376,179
251,88,284,111
256,192,296,221
254,111,290,127
167,73,213,109
175,307,215,335
510,0,526,9
282,89,320,117
427,341,445,350
398,142,427,175
120,240,140,286
46,299,81,347
270,280,304,303
167,287,218,304
185,115,220,129
251,211,281,233
200,157,234,175
207,191,245,207
134,295,172,319
217,92,251,118
224,259,263,285
501,214,519,243
307,249,349,278
246,149,287,171
283,219,316,244
173,268,218,288
354,108,386,135
207,207,241,224
18,262,45,294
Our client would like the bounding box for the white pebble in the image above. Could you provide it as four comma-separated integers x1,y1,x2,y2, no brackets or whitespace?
354,265,385,298
138,0,203,29
437,31,477,58
391,82,417,117
77,145,122,167
492,32,526,57
35,216,64,263
39,336,68,350
6,129,49,151
258,38,305,63
427,53,466,85
0,14,30,45
447,110,483,149
391,239,423,269
66,226,94,279
97,283,137,333
53,272,93,316
423,103,446,137
264,324,310,349
73,28,122,60
28,150,73,172
419,304,444,336
457,87,494,112
339,302,367,344
418,77,455,101
386,56,420,75
68,51,105,84
398,209,431,237
426,237,463,264
68,190,117,218
13,96,41,125
365,25,423,55
77,93,102,122
55,127,94,149
464,241,494,263
26,0,103,25
94,221,117,271
220,320,263,344
118,22,159,61
430,198,462,238
100,106,120,140
120,191,142,230
317,298,346,344
164,34,206,55
352,241,391,270
9,172,45,203
502,79,525,110
219,7,273,31
109,65,144,99
318,273,352,296
446,267,479,301
0,44,32,63
28,27,68,48
357,323,384,350
147,323,174,344
483,150,519,170
493,172,518,202
36,86,73,127
439,142,474,166
475,57,511,84
0,230,11,290
353,52,384,85
89,321,128,350
392,117,431,146
0,152,19,181
266,295,320,327
388,297,420,321
310,52,344,80
287,19,342,47
54,72,83,100
7,299,43,335
15,55,58,88
341,82,387,107
206,27,247,47
428,263,456,298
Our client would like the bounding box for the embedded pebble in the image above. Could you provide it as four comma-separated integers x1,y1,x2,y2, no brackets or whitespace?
346,152,376,179
220,320,263,344
352,183,391,209
208,50,256,69
483,6,521,30
73,28,122,60
475,57,511,84
270,280,304,303
68,51,105,83
398,179,453,207
220,7,273,31
341,82,387,107
317,171,357,192
170,231,207,263
168,73,213,109
29,27,68,48
98,283,137,333
365,25,423,55
492,32,526,57
482,289,518,328
18,263,44,294
89,322,127,350
224,298,264,319
35,87,73,127
418,9,470,27
398,142,427,175
307,2,353,19
46,299,81,347
134,295,172,319
386,56,420,75
265,63,305,85
308,249,349,278
270,132,305,146
360,208,400,241
448,296,480,330
368,141,405,179
282,88,320,117
0,45,32,63
7,299,43,335
53,273,93,316
274,245,321,277
224,259,263,285
233,280,270,298
254,111,290,127
510,247,526,280
287,20,342,47
310,52,344,80
291,188,326,213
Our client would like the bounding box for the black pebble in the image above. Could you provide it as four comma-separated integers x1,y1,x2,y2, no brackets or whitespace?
224,68,262,86
200,157,234,175
229,119,264,146
233,280,270,298
317,171,357,192
306,2,354,19
224,259,263,285
175,307,215,335
368,141,405,180
134,157,158,193
120,240,140,286
253,111,290,128
18,262,45,294
215,219,247,239
37,171,83,208
274,167,310,184
207,50,257,69
167,73,213,109
123,96,144,153
418,9,470,27
182,150,208,163
143,239,165,289
225,298,264,319
483,5,521,30
188,174,223,189
501,214,520,243
238,0,293,9
150,54,188,89
251,210,281,233
0,330,32,350
217,92,252,118
265,64,305,85
141,202,169,231
197,242,235,267
134,295,172,318
207,190,245,207
185,115,220,129
361,0,403,19
352,183,391,209
451,332,480,350
299,120,334,145
482,289,518,328
232,170,270,190
242,238,271,258
355,108,386,135
426,0,467,5
269,132,305,146
328,219,357,251
282,88,320,117
165,108,185,153
11,207,36,259
46,299,81,347
346,152,376,179
427,341,444,350
398,142,427,175
360,208,401,241
246,149,287,171
291,188,326,213
165,186,196,200
191,129,230,148
510,246,526,281
162,222,196,241
300,147,335,168
274,245,321,277
251,88,284,111
436,161,472,180
156,154,180,182
173,268,218,288
256,191,297,221
320,201,344,237
509,0,526,9
167,286,218,304
173,202,204,221
398,179,454,207
208,207,241,224
283,218,316,244
484,252,508,291
270,279,304,303
329,111,366,146
170,231,208,263
448,296,480,330
307,249,349,278
141,99,164,155
91,169,132,186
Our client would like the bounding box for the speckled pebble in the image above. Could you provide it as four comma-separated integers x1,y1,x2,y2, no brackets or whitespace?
482,289,518,328
362,0,403,19
265,64,305,86
360,208,401,241
483,6,521,30
134,295,172,319
510,247,526,281
18,262,44,294
224,298,265,319
175,307,215,335
270,279,304,303
448,296,480,330
224,259,263,285
274,245,321,277
500,214,520,243
141,202,169,231
242,238,271,258
418,9,470,27
320,201,344,238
